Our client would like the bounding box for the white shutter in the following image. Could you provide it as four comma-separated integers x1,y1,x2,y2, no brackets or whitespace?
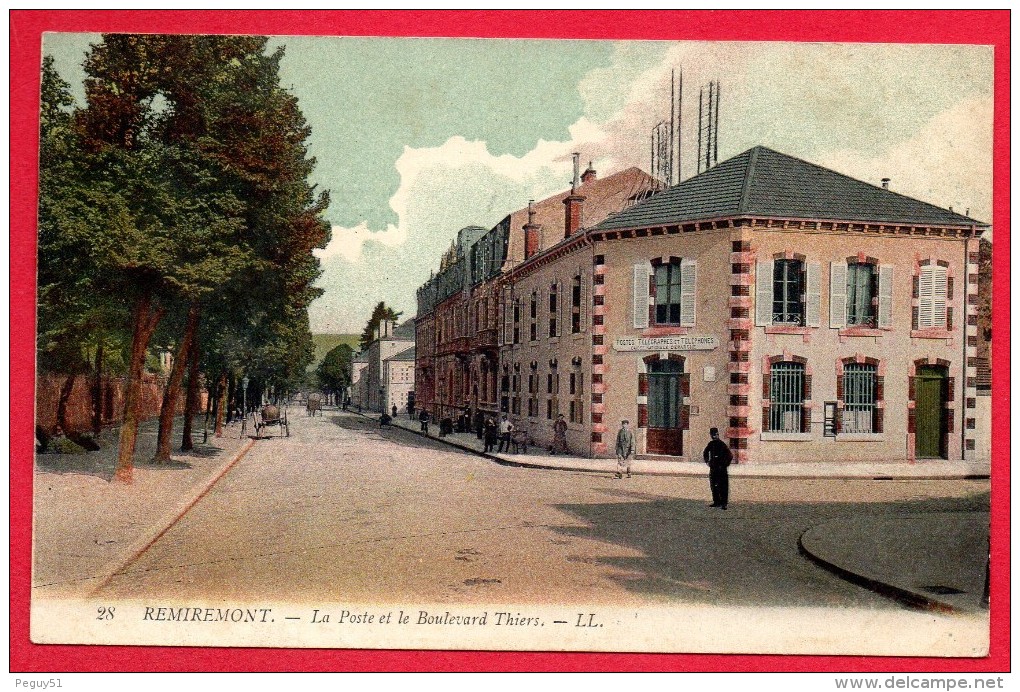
829,262,847,328
805,262,821,327
755,260,774,326
932,266,948,327
680,258,697,327
556,281,564,337
878,265,894,328
506,293,515,345
633,263,649,329
918,266,933,328
580,274,589,332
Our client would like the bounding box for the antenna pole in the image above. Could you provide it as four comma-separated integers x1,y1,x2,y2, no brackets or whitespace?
669,69,675,186
677,68,683,183
697,86,703,175
714,81,720,166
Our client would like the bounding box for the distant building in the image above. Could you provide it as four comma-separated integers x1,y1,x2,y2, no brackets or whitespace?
384,344,416,415
350,351,369,409
363,319,415,412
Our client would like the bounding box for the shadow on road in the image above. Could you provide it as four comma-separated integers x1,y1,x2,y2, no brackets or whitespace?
549,490,989,610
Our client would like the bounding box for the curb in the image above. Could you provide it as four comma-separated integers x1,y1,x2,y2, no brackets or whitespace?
797,525,959,614
88,437,257,596
346,411,989,481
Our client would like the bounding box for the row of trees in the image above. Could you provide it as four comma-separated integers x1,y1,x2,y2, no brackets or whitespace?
38,35,330,482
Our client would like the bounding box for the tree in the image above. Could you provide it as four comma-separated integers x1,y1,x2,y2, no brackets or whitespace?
359,302,403,351
41,36,330,476
317,343,353,403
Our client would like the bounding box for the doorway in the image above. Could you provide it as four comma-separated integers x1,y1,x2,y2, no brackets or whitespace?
646,359,684,456
914,365,947,459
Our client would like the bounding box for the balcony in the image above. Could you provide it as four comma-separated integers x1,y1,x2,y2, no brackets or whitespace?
471,327,499,351
437,336,471,356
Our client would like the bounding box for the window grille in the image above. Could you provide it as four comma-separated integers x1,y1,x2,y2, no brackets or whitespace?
842,363,877,433
770,362,805,433
772,259,804,325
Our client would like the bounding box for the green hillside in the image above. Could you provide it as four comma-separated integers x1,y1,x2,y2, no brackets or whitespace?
311,333,361,364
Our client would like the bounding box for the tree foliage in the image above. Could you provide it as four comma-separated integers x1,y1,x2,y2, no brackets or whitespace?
317,343,354,398
359,301,403,351
38,36,331,478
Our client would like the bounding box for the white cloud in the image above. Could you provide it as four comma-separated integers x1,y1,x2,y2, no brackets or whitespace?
310,41,992,333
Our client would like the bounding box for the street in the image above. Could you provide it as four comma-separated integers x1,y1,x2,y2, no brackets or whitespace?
95,409,990,611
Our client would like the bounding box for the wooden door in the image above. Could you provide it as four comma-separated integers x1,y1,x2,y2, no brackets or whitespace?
915,366,947,459
646,360,684,456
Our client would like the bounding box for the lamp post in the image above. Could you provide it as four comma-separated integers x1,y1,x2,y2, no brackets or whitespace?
242,376,250,415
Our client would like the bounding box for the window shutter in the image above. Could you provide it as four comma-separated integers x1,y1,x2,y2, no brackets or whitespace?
556,281,564,337
806,262,821,327
580,274,589,332
500,286,510,345
755,260,773,326
932,266,948,328
680,258,697,327
918,266,933,328
878,265,894,328
829,262,847,328
633,263,649,329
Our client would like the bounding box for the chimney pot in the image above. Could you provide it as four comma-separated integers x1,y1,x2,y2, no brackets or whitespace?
571,152,581,193
881,178,890,190
581,161,596,184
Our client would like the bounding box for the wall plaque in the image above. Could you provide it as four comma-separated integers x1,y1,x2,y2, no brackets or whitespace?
612,335,719,352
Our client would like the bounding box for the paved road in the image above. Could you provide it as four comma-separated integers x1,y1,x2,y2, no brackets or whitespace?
97,410,989,609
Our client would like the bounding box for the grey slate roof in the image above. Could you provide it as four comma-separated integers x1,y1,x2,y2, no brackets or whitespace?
391,319,416,340
388,344,416,362
595,146,987,231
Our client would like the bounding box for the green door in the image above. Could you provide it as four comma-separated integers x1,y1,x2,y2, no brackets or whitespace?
915,366,947,459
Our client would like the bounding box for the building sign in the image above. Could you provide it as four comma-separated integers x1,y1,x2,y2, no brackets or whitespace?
612,335,719,352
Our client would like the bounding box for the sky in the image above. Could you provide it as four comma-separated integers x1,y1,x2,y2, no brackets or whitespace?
43,36,993,335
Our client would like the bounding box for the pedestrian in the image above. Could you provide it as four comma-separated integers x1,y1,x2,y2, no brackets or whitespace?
474,409,485,440
497,414,514,453
483,416,498,453
380,412,392,427
614,419,635,479
392,404,398,419
419,409,430,435
550,414,569,455
703,427,733,509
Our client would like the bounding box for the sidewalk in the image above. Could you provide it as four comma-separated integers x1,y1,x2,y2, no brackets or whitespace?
372,411,991,480
33,415,253,597
799,512,990,613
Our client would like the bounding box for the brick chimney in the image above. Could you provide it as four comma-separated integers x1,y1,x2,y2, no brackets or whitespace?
563,152,586,239
523,199,542,260
581,161,596,184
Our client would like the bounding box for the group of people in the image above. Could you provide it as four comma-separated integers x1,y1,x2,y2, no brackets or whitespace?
407,402,734,509
614,421,732,508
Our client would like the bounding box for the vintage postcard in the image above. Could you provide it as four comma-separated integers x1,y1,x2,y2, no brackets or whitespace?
21,13,1004,666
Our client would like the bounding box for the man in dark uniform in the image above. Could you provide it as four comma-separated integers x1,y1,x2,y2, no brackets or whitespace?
703,427,733,509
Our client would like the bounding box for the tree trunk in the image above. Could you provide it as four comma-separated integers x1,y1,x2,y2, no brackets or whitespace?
153,304,199,463
214,372,228,437
91,343,104,436
115,293,165,483
180,316,202,451
56,373,76,434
